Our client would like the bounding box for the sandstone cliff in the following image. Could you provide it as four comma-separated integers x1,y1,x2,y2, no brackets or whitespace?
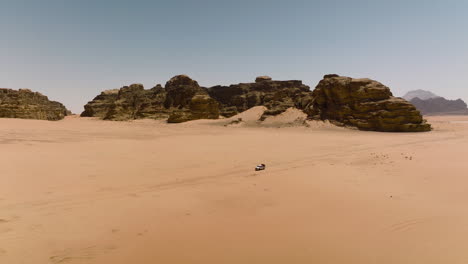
304,74,431,132
81,89,119,118
81,74,432,132
207,76,313,119
0,88,69,121
81,75,219,123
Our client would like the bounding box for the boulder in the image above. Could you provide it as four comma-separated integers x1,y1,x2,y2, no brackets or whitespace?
188,94,219,120
164,75,219,122
304,75,431,132
0,88,69,120
255,76,272,82
164,75,207,109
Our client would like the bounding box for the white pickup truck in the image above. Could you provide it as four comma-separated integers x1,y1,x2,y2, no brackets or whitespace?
255,164,266,171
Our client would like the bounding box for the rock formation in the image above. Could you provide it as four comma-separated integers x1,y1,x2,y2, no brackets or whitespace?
304,75,431,132
81,89,120,118
103,84,169,121
81,75,219,122
164,75,206,108
0,88,69,120
410,97,468,115
164,75,220,122
81,74,432,132
167,94,219,123
208,76,313,119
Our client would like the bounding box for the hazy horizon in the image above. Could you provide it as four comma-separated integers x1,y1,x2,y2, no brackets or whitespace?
2,0,467,113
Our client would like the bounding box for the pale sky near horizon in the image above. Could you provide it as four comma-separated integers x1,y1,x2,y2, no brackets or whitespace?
1,0,467,113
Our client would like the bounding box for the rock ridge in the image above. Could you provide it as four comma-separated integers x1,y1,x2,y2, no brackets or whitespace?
0,88,69,120
81,74,431,132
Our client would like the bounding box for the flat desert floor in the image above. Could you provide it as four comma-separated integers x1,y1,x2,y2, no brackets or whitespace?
1,112,468,264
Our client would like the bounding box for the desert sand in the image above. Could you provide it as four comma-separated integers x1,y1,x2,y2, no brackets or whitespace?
1,110,468,264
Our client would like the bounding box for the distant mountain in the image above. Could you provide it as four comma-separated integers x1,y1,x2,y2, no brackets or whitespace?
410,97,468,115
403,90,440,101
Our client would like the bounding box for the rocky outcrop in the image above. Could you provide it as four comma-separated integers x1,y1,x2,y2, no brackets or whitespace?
81,75,219,122
410,97,468,115
81,89,119,118
167,94,219,123
304,75,431,132
164,75,206,108
81,74,433,132
82,84,170,120
103,84,169,121
208,76,313,119
0,88,68,120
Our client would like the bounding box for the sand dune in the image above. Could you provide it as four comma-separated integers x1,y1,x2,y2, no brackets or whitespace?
1,115,468,263
220,107,339,129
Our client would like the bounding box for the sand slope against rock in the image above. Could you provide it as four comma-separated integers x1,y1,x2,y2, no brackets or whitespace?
208,77,313,119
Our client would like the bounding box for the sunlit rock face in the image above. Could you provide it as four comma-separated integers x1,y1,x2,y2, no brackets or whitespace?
304,75,431,132
0,88,69,121
81,74,432,132
81,75,219,122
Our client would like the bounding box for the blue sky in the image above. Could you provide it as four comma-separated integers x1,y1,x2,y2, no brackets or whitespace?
1,0,467,113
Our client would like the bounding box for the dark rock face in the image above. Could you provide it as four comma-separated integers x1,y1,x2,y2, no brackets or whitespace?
304,75,431,132
164,75,206,109
81,89,119,118
81,75,219,122
81,84,170,120
208,77,313,119
0,88,68,120
410,97,468,115
167,94,219,123
103,84,170,121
